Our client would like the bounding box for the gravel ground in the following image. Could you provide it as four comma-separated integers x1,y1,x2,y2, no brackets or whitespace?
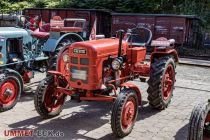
0,64,210,140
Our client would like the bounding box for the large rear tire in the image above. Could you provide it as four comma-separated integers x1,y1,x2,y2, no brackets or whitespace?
188,102,210,140
34,76,66,118
0,71,23,112
147,56,176,109
111,89,138,138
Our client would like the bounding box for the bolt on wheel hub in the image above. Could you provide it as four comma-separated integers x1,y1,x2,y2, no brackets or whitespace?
0,80,18,105
122,99,135,129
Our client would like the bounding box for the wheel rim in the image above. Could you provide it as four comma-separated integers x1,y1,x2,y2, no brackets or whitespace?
204,112,210,139
121,97,136,130
0,79,19,105
44,85,64,112
162,64,174,100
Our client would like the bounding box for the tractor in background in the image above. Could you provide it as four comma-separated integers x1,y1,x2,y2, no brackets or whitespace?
0,27,42,112
34,27,178,137
188,100,210,140
0,15,95,112
42,17,87,70
0,15,51,112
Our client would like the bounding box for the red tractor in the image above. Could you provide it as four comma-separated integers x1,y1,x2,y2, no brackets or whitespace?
34,27,178,137
188,100,210,140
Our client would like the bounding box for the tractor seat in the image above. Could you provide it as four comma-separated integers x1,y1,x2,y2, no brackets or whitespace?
151,37,175,48
51,27,83,33
31,29,50,39
31,23,50,39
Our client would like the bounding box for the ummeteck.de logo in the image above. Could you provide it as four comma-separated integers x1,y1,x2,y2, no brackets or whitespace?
4,130,64,137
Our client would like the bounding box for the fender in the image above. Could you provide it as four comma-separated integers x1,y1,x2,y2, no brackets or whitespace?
120,83,142,106
150,49,179,63
1,68,24,92
42,33,84,53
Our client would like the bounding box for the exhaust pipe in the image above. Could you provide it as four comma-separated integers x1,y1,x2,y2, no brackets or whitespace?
117,30,125,57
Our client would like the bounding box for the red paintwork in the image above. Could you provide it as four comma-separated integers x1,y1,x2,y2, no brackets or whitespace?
204,114,210,140
48,71,63,76
69,38,127,90
22,71,33,84
162,64,175,100
52,16,62,21
46,29,177,106
31,24,50,39
31,29,50,39
205,114,210,123
70,38,127,57
56,87,75,96
151,49,179,63
39,23,51,32
127,47,146,64
29,18,36,31
80,96,114,102
121,97,136,130
57,49,70,78
130,63,150,77
51,27,83,33
0,79,18,105
121,83,142,105
44,84,65,112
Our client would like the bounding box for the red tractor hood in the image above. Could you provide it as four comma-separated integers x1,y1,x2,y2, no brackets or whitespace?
70,38,128,58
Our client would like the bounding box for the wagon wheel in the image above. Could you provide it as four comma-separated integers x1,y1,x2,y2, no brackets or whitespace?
34,76,66,118
111,89,138,138
188,102,210,140
0,71,23,112
147,56,176,109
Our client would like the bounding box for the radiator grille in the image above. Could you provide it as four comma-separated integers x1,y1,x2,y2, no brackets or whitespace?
70,66,88,84
80,58,89,65
71,57,78,64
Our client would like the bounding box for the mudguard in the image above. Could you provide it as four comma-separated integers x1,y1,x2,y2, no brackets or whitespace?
120,82,142,106
42,33,84,53
0,68,24,92
150,49,179,63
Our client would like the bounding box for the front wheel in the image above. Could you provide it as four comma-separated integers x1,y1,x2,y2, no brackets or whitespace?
111,89,138,138
34,76,66,118
188,102,210,140
0,71,23,112
147,56,176,109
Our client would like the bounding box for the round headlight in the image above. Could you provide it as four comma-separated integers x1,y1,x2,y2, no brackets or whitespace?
111,58,121,70
63,54,69,63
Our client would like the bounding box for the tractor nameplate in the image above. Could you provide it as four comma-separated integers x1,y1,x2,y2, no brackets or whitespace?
73,48,86,54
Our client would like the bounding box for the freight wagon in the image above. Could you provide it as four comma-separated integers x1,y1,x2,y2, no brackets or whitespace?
23,8,202,47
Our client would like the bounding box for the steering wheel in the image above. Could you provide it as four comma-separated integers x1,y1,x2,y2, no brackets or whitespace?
19,15,39,30
125,26,153,46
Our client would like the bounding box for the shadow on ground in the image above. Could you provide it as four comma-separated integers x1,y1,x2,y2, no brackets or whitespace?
175,124,188,140
8,99,162,140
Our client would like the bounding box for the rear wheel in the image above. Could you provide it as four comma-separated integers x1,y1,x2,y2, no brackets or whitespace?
0,71,23,112
111,89,138,138
147,56,176,109
34,76,66,118
188,102,210,140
